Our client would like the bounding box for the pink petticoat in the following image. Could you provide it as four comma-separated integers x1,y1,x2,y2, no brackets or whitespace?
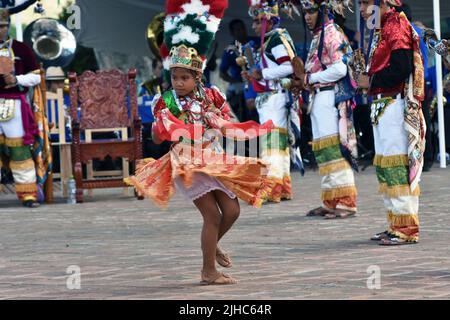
174,172,237,202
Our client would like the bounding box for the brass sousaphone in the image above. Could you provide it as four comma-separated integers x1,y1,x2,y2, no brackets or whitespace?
147,12,165,60
24,17,77,68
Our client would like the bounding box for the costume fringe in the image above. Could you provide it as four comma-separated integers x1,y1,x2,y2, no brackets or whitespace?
387,211,419,227
5,137,24,147
21,195,37,202
9,159,35,171
312,135,340,151
125,175,175,210
258,175,292,203
378,183,421,197
319,159,351,176
261,148,289,157
272,127,288,135
15,183,38,193
321,186,357,201
373,154,409,168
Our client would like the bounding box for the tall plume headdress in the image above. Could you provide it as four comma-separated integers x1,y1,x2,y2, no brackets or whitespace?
160,0,228,74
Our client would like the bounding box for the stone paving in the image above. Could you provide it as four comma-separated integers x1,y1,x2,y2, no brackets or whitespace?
1,164,450,300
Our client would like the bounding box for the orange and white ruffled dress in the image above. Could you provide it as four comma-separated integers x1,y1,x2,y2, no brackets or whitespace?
126,87,275,209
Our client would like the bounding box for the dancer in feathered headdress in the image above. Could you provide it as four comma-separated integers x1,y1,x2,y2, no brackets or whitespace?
242,0,300,203
356,0,425,245
286,1,359,220
126,0,276,285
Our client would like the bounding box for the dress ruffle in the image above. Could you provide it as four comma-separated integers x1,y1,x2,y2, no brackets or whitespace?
126,143,275,209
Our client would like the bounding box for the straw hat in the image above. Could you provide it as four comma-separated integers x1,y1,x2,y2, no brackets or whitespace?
46,66,65,81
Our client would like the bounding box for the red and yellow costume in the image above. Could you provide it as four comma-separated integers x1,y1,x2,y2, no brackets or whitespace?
128,86,275,208
126,0,276,208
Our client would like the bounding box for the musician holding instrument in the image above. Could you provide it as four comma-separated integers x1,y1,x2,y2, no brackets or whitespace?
220,19,258,122
0,8,41,208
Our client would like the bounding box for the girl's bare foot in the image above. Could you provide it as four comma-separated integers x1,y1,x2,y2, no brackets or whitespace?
216,247,232,268
200,270,238,285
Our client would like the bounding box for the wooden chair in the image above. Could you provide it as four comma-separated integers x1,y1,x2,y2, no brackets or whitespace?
85,127,131,197
68,69,142,203
46,87,72,197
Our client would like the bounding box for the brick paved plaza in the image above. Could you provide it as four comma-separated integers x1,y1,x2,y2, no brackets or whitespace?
1,164,450,300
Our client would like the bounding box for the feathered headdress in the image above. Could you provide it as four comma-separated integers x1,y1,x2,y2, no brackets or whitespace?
160,0,228,73
298,0,324,11
248,0,279,19
296,0,353,16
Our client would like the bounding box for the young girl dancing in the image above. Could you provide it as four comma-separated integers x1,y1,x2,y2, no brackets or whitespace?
127,0,275,285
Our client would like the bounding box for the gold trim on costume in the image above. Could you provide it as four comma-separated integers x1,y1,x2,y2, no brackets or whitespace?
5,137,24,147
378,183,421,197
22,195,37,202
319,159,351,175
271,127,288,134
387,211,420,227
312,135,340,151
373,154,382,166
261,148,289,157
9,159,35,171
0,134,4,144
31,69,42,75
15,183,38,193
321,186,357,201
263,174,291,187
374,154,409,168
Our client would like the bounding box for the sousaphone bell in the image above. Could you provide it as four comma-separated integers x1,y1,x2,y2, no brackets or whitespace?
147,12,165,60
24,18,77,68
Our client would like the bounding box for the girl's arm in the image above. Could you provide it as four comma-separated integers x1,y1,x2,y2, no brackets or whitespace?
151,95,167,144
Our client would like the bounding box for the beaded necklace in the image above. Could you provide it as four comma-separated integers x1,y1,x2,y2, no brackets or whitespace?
173,89,208,125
